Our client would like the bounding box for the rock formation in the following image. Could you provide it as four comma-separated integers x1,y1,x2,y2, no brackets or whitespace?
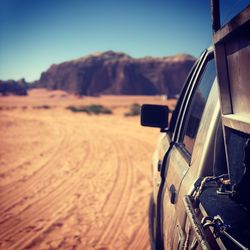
36,51,196,96
0,78,28,96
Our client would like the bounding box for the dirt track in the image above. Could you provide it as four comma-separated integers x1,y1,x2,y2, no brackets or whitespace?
0,90,174,249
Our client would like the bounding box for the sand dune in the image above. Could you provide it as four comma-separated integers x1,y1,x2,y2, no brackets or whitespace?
0,89,175,250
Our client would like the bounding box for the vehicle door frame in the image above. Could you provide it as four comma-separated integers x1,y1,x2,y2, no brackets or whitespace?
156,47,215,249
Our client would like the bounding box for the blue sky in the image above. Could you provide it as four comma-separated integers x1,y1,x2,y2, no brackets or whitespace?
0,0,248,81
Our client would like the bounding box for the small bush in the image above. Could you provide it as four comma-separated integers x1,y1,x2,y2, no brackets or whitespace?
124,103,141,116
66,104,112,115
32,105,51,109
0,106,18,111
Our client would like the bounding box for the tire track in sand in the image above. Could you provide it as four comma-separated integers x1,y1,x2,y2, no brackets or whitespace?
0,113,68,213
79,123,143,249
97,138,135,248
0,113,98,249
0,138,93,249
0,108,154,250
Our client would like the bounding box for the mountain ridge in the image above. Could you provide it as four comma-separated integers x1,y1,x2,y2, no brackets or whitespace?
2,51,196,96
37,51,196,96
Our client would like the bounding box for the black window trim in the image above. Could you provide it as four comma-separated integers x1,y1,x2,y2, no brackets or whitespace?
168,53,202,139
171,49,209,142
176,49,215,163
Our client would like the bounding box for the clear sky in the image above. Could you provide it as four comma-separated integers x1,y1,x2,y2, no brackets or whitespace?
0,0,249,82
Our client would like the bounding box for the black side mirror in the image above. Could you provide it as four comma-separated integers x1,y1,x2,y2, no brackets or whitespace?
140,104,169,131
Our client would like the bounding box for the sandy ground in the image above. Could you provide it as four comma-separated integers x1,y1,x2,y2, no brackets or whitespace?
0,89,175,250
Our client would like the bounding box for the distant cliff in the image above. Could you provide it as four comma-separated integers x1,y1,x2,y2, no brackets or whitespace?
36,51,196,96
0,79,28,96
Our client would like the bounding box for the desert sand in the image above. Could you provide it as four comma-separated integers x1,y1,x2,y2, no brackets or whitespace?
0,89,176,250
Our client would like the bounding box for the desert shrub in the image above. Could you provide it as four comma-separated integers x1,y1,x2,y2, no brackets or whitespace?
66,104,112,115
87,104,112,114
32,105,51,109
0,106,17,110
40,105,51,109
66,106,87,113
124,103,141,116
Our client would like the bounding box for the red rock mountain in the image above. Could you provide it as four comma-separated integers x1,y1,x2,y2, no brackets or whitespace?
36,51,196,96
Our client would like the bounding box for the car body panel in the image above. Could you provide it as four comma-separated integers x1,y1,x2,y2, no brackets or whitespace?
162,80,221,249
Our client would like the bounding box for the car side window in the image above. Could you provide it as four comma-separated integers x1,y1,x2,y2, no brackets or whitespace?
168,60,198,136
181,57,216,156
168,53,203,139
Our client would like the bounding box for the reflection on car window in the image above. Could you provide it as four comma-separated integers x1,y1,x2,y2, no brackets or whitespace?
182,58,216,155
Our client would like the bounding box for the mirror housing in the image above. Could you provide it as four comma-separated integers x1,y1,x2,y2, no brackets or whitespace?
141,104,169,130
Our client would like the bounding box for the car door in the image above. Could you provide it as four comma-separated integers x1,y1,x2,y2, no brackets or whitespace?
152,51,207,247
152,52,203,203
161,50,216,249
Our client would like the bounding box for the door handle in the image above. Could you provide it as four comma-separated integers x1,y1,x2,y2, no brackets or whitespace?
169,184,176,204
